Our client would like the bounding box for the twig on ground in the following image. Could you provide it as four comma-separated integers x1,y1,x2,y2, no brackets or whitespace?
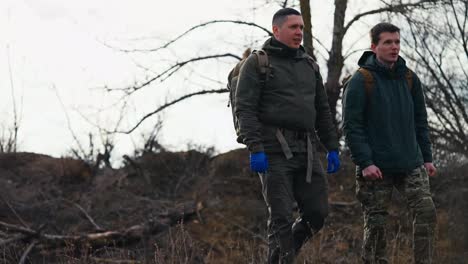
0,195,29,228
90,257,141,264
18,240,38,264
62,199,104,231
329,201,358,207
0,234,28,246
214,212,267,243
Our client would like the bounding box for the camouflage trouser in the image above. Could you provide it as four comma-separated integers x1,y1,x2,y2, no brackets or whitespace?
259,152,328,264
356,166,437,264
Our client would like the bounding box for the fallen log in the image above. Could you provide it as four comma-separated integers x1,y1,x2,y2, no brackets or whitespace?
0,201,199,249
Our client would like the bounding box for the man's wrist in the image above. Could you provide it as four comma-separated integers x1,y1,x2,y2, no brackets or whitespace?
360,160,374,169
248,143,264,153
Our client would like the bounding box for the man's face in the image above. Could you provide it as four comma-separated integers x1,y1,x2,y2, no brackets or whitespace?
273,15,304,49
371,31,400,66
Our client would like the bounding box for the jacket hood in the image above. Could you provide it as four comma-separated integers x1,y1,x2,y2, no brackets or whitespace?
262,37,308,59
358,50,408,77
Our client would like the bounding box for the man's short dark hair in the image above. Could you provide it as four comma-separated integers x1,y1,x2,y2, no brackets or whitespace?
272,8,301,27
370,22,400,45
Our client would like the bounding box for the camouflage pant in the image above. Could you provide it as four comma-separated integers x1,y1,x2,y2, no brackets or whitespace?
259,152,328,264
356,166,437,264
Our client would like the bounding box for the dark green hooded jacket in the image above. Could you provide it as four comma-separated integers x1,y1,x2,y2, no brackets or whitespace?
235,37,338,153
342,51,432,172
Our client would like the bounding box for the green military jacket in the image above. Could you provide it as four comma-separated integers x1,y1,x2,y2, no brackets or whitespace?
235,37,338,153
342,51,433,172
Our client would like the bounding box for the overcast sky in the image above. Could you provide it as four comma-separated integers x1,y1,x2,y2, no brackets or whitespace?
0,0,374,162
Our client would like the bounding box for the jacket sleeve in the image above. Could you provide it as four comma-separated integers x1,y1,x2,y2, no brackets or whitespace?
342,73,374,168
412,73,433,162
314,70,339,151
235,55,264,153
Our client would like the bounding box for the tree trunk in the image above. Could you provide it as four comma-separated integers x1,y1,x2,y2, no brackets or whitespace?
300,0,315,59
326,0,348,128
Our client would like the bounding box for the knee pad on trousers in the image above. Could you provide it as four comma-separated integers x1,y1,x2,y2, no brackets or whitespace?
414,197,437,225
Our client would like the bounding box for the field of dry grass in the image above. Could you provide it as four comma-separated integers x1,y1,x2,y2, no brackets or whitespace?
0,149,466,263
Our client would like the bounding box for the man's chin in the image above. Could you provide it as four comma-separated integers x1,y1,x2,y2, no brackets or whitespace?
287,44,301,49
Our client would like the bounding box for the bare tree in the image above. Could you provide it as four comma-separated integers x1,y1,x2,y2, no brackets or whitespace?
101,0,449,139
102,20,272,135
1,45,22,153
53,85,116,168
400,0,468,159
323,0,446,126
300,0,314,58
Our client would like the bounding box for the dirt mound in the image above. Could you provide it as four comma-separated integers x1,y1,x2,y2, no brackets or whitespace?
0,150,466,263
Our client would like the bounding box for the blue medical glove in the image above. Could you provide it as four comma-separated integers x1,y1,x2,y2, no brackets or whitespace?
250,152,268,173
326,150,340,173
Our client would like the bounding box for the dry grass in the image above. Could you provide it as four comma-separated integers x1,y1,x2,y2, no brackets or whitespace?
0,150,466,263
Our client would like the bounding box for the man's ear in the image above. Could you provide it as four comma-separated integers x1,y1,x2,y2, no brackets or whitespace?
272,25,279,38
370,43,377,52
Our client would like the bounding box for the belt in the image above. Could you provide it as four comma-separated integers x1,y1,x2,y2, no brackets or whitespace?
275,128,314,183
279,128,309,140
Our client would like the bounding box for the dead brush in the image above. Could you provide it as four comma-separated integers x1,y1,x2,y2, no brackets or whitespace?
154,222,202,264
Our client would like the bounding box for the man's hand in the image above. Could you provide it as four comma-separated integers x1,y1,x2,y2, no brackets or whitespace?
326,150,340,173
362,165,383,180
250,152,268,173
424,162,437,177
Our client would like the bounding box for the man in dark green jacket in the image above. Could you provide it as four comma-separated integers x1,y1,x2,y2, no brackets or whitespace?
235,8,340,263
343,22,437,264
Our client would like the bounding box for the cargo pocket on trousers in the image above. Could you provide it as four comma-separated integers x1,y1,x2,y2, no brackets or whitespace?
355,170,374,205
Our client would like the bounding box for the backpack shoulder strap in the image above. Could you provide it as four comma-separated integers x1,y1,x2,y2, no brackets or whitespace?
405,68,414,93
307,56,320,72
252,49,269,74
301,53,320,73
252,49,270,85
357,68,374,99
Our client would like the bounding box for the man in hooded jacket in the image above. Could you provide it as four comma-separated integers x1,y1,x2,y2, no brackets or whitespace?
343,22,437,264
235,8,340,263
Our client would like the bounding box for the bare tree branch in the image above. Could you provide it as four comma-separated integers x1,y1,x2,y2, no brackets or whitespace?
105,20,272,53
343,0,439,36
108,53,241,94
113,89,227,134
1,45,22,153
312,36,330,55
53,85,90,161
62,199,104,232
449,0,468,58
401,2,468,156
0,195,28,229
19,240,38,264
0,201,199,248
90,258,142,264
419,36,468,133
6,45,18,153
0,234,28,247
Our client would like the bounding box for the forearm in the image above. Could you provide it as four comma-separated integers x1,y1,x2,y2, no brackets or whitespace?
345,129,374,168
235,57,264,152
342,73,373,167
413,76,433,162
315,76,339,150
237,112,264,152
